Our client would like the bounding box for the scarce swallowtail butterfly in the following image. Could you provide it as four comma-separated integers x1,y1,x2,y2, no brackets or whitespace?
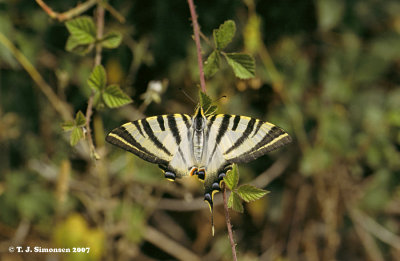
106,105,291,234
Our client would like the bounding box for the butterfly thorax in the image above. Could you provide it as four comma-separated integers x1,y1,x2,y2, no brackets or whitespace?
192,107,207,165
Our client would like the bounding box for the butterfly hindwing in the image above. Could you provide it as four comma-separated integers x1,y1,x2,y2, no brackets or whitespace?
202,114,292,195
106,114,193,178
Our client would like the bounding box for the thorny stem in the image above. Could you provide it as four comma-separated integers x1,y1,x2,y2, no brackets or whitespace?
223,184,238,261
85,4,105,159
35,0,97,22
187,0,207,93
186,0,237,258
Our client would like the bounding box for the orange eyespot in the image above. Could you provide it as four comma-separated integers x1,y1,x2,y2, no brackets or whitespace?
189,167,197,176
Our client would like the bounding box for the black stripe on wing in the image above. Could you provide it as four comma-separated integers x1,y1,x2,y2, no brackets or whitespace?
228,126,292,163
157,115,165,131
225,117,256,155
167,115,182,145
106,126,169,166
141,119,172,156
232,115,241,131
208,114,231,162
133,121,144,137
251,119,263,138
181,114,191,129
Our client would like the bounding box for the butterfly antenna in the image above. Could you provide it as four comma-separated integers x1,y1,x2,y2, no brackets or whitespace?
214,95,227,103
179,88,196,104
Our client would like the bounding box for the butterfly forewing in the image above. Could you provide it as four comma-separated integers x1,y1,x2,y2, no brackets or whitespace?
206,114,291,164
106,114,193,177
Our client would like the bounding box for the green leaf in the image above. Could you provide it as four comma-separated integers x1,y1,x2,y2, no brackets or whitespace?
101,31,123,49
65,16,96,45
228,191,244,213
61,121,75,131
93,91,103,109
224,53,255,79
237,184,269,203
88,65,107,91
205,105,218,115
65,36,93,55
204,50,220,78
224,164,239,190
199,91,213,112
70,127,84,146
103,84,132,108
213,20,236,50
74,111,86,126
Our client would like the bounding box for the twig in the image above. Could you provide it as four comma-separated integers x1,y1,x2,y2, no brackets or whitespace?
222,184,238,261
35,0,98,22
187,0,206,93
0,32,72,121
84,4,104,159
102,1,126,24
349,208,400,251
144,226,201,261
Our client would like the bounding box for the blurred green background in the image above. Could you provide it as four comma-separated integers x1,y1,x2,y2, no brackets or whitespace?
1,0,400,260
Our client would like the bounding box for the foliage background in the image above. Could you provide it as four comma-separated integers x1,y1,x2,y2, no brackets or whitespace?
1,0,400,260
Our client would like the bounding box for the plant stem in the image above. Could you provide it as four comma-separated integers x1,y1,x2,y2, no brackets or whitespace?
84,4,104,159
35,0,98,22
187,0,206,93
86,4,104,159
223,185,238,261
0,32,72,121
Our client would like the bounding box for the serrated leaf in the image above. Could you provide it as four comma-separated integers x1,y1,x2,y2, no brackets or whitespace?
228,191,244,213
88,65,107,91
206,105,218,115
93,91,103,109
62,121,75,131
75,111,86,126
65,16,96,45
199,91,213,112
224,53,255,79
213,20,236,50
237,184,269,203
224,164,239,190
204,50,220,78
101,31,123,49
103,84,132,108
70,127,84,146
65,36,93,55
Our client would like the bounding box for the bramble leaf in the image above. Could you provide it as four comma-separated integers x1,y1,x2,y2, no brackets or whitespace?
204,50,220,78
199,91,213,113
101,31,123,49
70,126,84,146
61,121,75,131
75,111,86,126
65,36,93,55
65,16,96,45
237,184,269,203
224,164,239,190
228,191,244,213
213,20,236,50
103,84,132,108
206,105,218,115
88,65,107,91
224,53,255,79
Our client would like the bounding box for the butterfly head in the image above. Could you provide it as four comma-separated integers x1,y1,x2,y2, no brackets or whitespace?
194,106,206,132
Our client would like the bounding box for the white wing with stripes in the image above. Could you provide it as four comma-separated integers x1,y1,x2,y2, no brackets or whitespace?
202,114,291,196
106,114,195,179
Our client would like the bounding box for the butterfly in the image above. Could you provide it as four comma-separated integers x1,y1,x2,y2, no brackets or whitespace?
106,105,291,233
